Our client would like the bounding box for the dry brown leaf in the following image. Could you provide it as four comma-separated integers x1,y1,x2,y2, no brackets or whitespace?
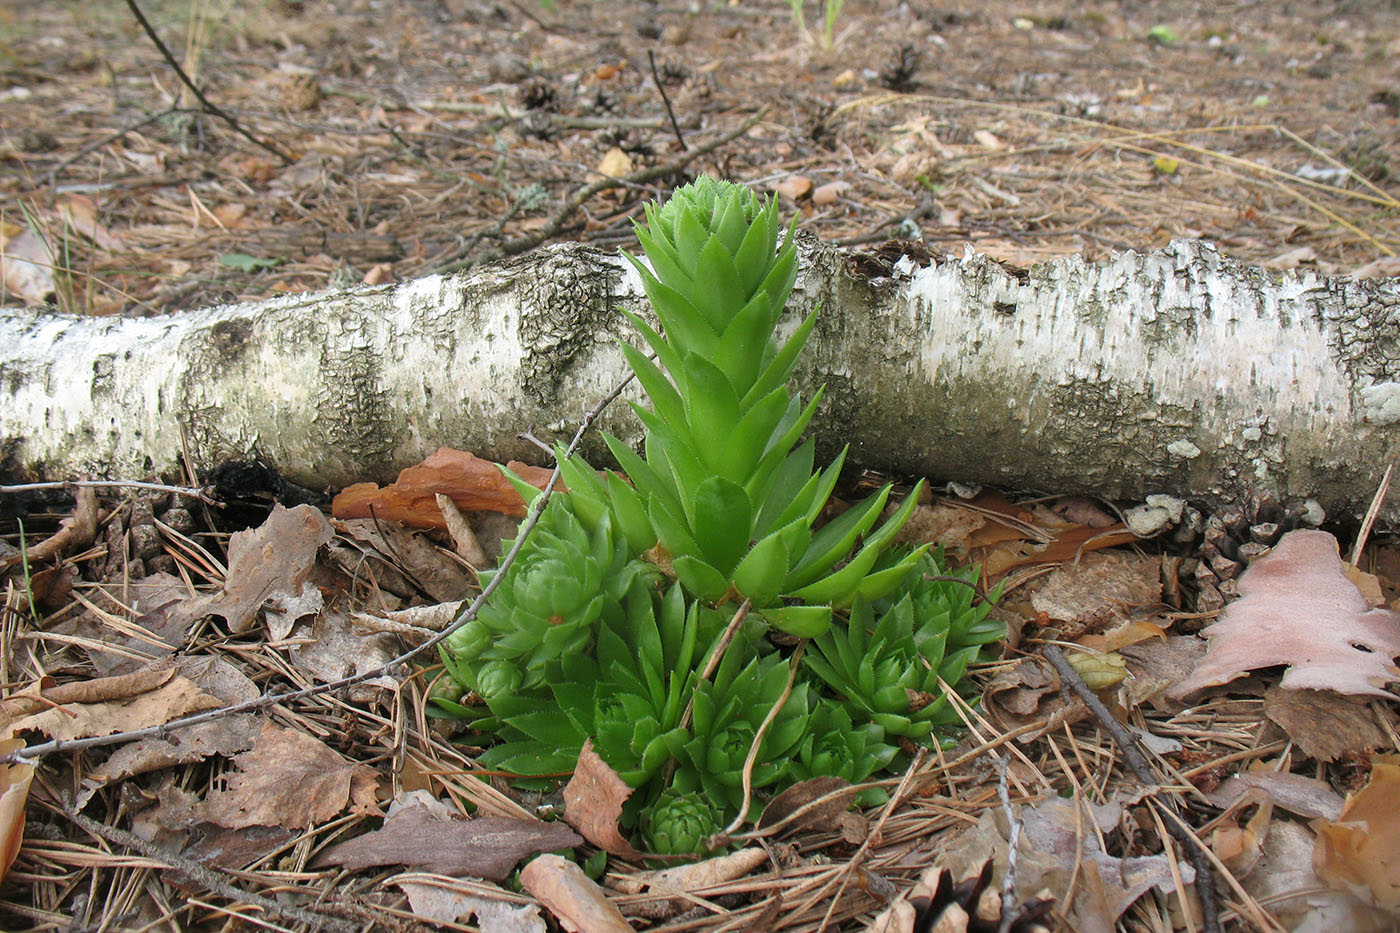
611,847,769,919
983,655,1085,740
0,660,175,721
192,503,334,635
332,447,556,527
0,485,98,571
288,608,400,701
335,518,473,602
78,658,261,806
1206,770,1344,821
596,147,632,178
0,738,35,885
812,181,849,205
197,722,381,829
520,854,632,933
56,193,127,251
1119,636,1209,708
0,225,56,306
1314,760,1400,912
2,671,221,744
1170,530,1400,700
562,739,642,860
773,174,813,201
1245,820,1390,932
395,880,547,930
893,501,988,552
1028,551,1162,632
759,776,863,839
314,803,580,880
1263,686,1391,762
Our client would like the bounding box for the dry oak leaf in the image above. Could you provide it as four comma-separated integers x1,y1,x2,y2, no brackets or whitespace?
197,722,380,829
1314,759,1400,913
0,738,35,885
1170,530,1400,700
190,503,334,635
314,802,580,880
332,447,557,527
2,668,222,745
562,739,643,860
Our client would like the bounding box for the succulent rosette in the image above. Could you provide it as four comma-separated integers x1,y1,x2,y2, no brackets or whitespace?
788,702,898,805
643,787,722,856
804,550,1005,742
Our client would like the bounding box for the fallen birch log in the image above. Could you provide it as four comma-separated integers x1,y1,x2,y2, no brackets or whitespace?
3,237,1398,521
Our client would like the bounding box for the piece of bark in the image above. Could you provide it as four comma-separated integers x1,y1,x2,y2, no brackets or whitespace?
3,238,1398,519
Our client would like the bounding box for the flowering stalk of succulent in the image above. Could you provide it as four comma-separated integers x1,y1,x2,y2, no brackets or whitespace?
566,177,928,637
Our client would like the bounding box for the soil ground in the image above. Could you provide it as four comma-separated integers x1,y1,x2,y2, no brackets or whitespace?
1,0,1398,316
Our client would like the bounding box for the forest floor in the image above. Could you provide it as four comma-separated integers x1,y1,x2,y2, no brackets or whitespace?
2,1,1400,932
1,0,1398,314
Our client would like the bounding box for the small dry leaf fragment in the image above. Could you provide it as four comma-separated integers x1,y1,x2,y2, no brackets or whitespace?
314,804,580,880
1314,760,1400,911
1065,651,1129,690
812,181,850,205
759,776,858,835
597,147,632,178
973,129,1006,150
332,447,556,526
1028,551,1162,631
1206,770,1344,821
0,738,34,885
198,722,380,829
56,193,127,251
1170,530,1400,700
0,225,56,305
612,847,769,919
395,882,546,931
520,854,632,933
562,739,642,860
1263,685,1391,762
2,669,221,745
773,175,813,201
195,503,334,634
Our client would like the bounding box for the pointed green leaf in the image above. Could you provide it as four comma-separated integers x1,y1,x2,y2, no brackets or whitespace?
619,310,684,391
716,385,790,486
603,431,681,515
741,308,818,409
691,475,753,575
680,354,742,457
852,545,931,602
606,472,657,553
760,605,831,638
672,554,730,602
622,253,718,357
647,491,699,558
497,463,550,506
675,204,709,276
731,528,788,606
754,438,816,536
743,388,824,507
733,204,776,296
785,484,891,590
633,226,691,293
691,235,749,333
714,289,779,393
618,342,686,435
712,187,750,258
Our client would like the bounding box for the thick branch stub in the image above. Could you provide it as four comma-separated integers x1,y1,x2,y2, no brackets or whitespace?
2,238,1397,519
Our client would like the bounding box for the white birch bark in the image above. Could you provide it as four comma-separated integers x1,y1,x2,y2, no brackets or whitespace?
3,237,1397,520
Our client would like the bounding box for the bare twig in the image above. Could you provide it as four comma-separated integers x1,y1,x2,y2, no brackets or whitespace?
0,368,637,766
996,754,1022,933
122,0,294,164
648,50,687,151
435,108,767,275
1,478,219,505
1350,462,1393,566
65,806,359,933
1040,643,1220,933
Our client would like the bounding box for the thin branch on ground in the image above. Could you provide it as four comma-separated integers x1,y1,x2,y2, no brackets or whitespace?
1040,643,1221,933
122,0,294,164
1,479,219,505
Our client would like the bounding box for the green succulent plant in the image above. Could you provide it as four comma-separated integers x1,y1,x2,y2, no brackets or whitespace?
643,787,722,856
430,178,1006,857
804,550,1004,742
